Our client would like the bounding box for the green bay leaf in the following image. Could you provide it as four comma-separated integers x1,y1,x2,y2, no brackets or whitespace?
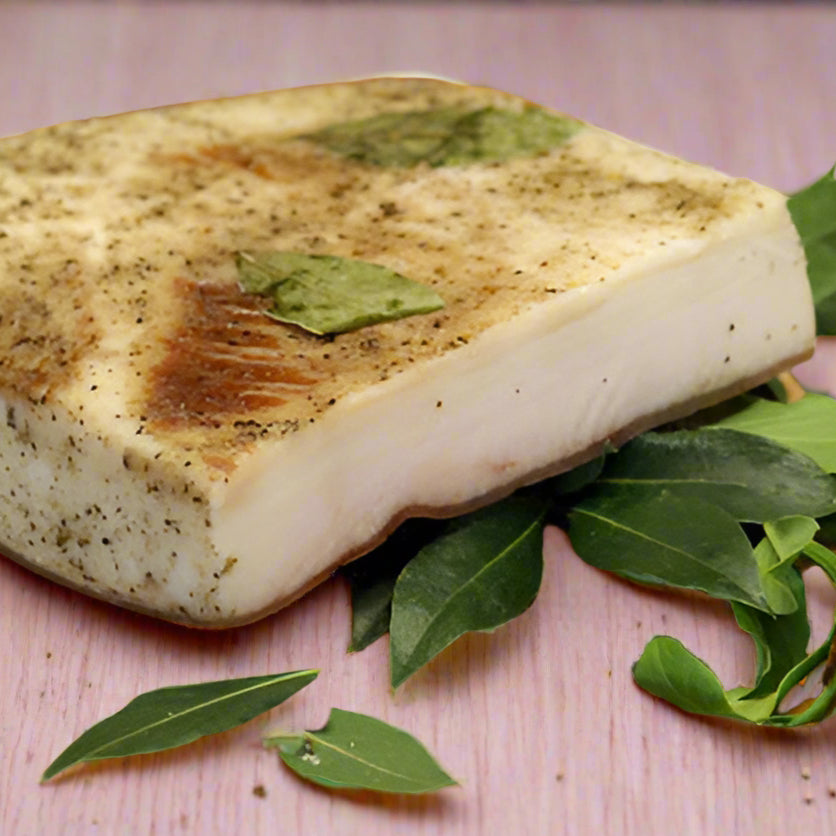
633,636,776,723
236,250,444,335
767,613,836,727
597,428,836,522
265,708,457,793
42,670,318,781
764,515,820,563
787,166,836,335
343,518,446,653
389,495,547,688
707,394,836,474
569,490,768,610
731,563,809,700
752,538,799,616
302,105,581,168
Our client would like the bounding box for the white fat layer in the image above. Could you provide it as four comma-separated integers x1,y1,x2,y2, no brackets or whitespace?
209,206,811,616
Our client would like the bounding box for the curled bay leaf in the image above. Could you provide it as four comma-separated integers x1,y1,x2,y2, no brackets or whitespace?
265,708,457,794
42,670,318,782
633,540,836,727
731,565,809,699
236,250,444,335
632,636,777,724
389,495,547,688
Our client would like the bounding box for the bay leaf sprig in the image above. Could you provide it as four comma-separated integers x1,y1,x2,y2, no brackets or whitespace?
236,250,444,335
632,538,836,727
265,708,457,794
42,670,318,782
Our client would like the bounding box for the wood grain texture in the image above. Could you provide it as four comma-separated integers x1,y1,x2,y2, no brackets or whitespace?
1,2,836,834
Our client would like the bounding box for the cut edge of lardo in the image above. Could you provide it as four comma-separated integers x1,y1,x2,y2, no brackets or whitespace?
0,347,812,629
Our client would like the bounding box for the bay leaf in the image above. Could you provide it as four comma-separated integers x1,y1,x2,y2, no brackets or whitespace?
265,708,457,793
632,636,775,723
751,539,799,616
731,564,810,699
596,428,836,522
569,490,768,610
708,394,836,474
236,250,444,335
764,515,820,563
787,166,836,335
343,518,446,653
42,670,318,781
634,543,836,727
767,618,836,727
389,495,547,688
542,451,609,497
302,105,581,168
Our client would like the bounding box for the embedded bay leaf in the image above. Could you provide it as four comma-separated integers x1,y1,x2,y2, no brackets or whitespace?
236,250,444,335
265,708,457,793
42,670,318,781
787,166,836,335
389,496,547,688
343,518,446,653
708,394,836,474
596,428,836,522
569,490,768,610
303,105,581,168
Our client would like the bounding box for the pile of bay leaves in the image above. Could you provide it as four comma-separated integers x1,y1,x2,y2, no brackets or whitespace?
41,169,836,793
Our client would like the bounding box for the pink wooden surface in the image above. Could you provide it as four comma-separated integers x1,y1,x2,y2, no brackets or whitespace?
2,2,836,834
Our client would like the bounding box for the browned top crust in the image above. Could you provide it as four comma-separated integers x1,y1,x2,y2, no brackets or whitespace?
0,77,778,486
